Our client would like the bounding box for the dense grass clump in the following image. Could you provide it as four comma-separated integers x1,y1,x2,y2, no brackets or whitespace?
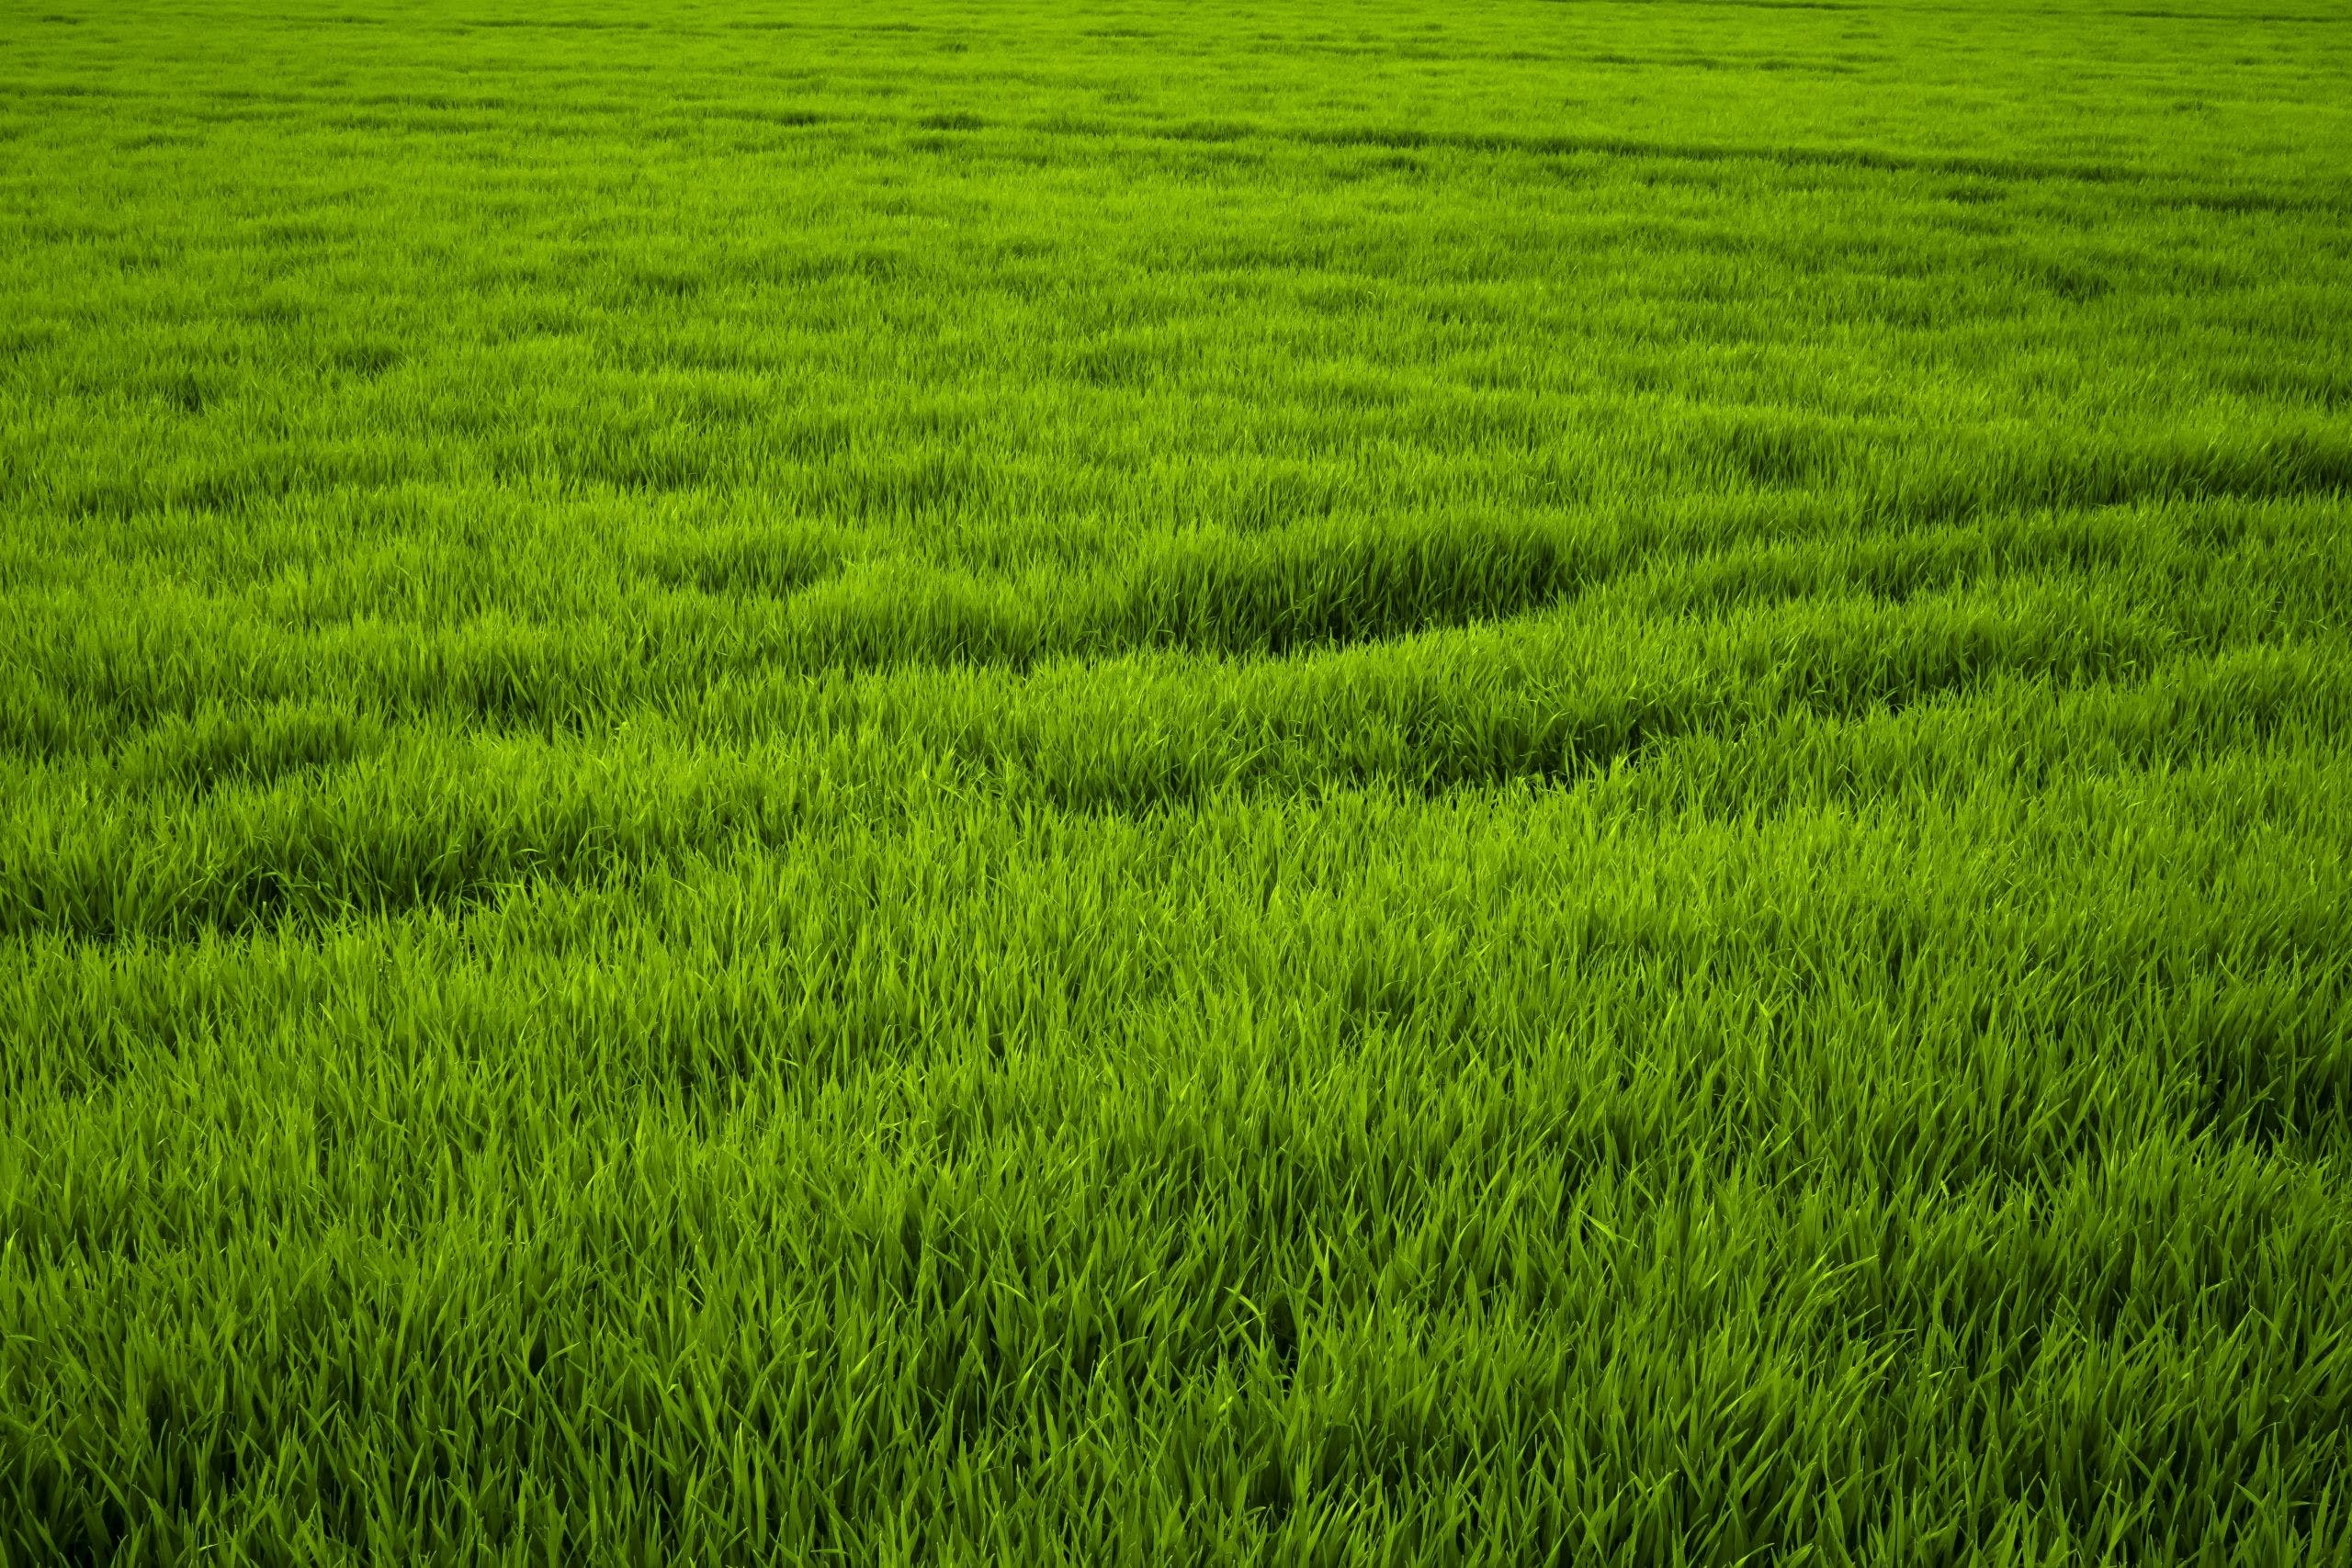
4,0,2350,1562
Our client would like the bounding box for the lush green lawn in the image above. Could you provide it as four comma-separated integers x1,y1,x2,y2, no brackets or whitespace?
4,0,2350,1561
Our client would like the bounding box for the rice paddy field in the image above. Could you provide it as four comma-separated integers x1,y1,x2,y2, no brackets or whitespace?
5,0,2352,1561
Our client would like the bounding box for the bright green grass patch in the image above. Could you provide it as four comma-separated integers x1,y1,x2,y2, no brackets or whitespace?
3,0,2350,1562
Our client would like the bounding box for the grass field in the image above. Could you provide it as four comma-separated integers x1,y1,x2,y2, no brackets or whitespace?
5,0,2352,1561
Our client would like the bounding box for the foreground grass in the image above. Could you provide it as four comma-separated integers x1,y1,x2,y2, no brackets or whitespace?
4,0,2350,1561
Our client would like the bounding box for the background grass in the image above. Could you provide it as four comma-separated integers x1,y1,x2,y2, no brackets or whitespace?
4,0,2350,1562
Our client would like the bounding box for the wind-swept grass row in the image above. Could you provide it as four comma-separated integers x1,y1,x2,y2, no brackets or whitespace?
4,508,2343,940
5,624,2343,963
8,492,2345,759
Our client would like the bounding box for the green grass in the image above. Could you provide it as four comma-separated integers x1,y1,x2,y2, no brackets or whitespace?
4,0,2351,1561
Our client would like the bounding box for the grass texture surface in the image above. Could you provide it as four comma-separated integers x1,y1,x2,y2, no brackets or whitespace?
4,0,2351,1562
